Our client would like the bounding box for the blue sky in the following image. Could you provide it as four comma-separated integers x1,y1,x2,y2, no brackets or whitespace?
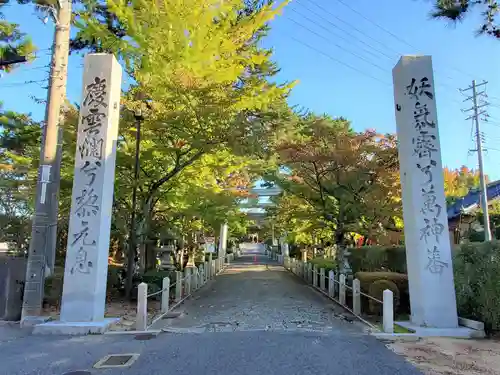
2,0,500,180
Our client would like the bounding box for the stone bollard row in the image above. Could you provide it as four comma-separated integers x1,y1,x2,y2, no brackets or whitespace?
135,256,230,331
284,259,395,333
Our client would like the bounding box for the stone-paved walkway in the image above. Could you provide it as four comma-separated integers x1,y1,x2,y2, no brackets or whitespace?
152,243,361,334
0,243,422,375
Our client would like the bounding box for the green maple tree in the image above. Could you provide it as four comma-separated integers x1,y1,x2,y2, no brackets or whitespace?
264,114,401,266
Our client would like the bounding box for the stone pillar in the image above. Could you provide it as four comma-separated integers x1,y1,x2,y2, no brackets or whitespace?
49,54,121,333
218,222,228,258
393,55,458,328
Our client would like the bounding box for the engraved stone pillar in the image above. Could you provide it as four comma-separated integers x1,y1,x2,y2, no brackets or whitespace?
45,54,122,333
393,55,458,328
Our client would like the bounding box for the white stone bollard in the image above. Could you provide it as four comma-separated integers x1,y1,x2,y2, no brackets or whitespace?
313,265,318,287
199,264,205,286
383,289,394,333
161,277,170,314
175,271,182,301
211,259,216,278
136,282,148,331
204,261,209,282
339,274,346,306
353,278,361,316
193,267,199,290
328,270,335,298
184,268,191,296
320,268,325,291
208,253,213,279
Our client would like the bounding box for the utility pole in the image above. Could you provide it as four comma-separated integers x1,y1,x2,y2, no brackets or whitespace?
21,0,72,323
461,80,492,242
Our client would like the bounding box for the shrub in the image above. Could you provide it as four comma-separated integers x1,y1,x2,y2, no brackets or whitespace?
348,246,407,274
289,243,302,259
368,279,400,315
141,269,175,289
355,271,408,291
453,241,500,333
309,257,337,273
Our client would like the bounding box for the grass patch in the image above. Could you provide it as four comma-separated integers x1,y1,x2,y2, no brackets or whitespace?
375,323,415,334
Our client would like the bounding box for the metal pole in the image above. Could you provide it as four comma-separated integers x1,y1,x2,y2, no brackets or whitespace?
471,80,492,241
21,0,71,322
125,112,143,298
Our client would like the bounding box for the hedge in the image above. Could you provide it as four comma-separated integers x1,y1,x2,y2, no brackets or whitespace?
348,242,500,333
308,257,337,273
355,271,408,291
453,241,500,333
348,246,407,274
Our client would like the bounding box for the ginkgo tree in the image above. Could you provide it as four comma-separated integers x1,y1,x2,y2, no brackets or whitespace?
70,0,294,262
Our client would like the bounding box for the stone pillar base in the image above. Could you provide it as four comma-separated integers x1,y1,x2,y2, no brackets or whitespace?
32,317,120,335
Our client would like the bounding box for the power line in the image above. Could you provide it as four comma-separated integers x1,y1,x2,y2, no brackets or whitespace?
0,79,47,88
292,1,395,60
287,36,390,86
286,16,388,73
326,0,482,81
290,0,465,105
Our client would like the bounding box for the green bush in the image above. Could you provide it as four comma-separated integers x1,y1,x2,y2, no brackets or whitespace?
453,241,500,333
355,271,408,291
348,246,407,274
141,269,175,288
205,253,218,261
368,279,400,315
309,257,337,273
356,272,407,315
289,244,302,259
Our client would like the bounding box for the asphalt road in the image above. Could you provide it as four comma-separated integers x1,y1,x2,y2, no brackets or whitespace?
0,243,422,375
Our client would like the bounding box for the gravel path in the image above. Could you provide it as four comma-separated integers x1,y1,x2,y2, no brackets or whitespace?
0,243,422,375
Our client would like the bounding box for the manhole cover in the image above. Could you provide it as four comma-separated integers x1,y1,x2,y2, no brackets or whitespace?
93,354,139,369
63,372,91,375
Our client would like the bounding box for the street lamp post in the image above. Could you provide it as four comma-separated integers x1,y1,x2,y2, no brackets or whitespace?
125,109,144,299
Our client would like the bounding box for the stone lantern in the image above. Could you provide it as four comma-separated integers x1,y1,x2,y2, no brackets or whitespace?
155,236,176,271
